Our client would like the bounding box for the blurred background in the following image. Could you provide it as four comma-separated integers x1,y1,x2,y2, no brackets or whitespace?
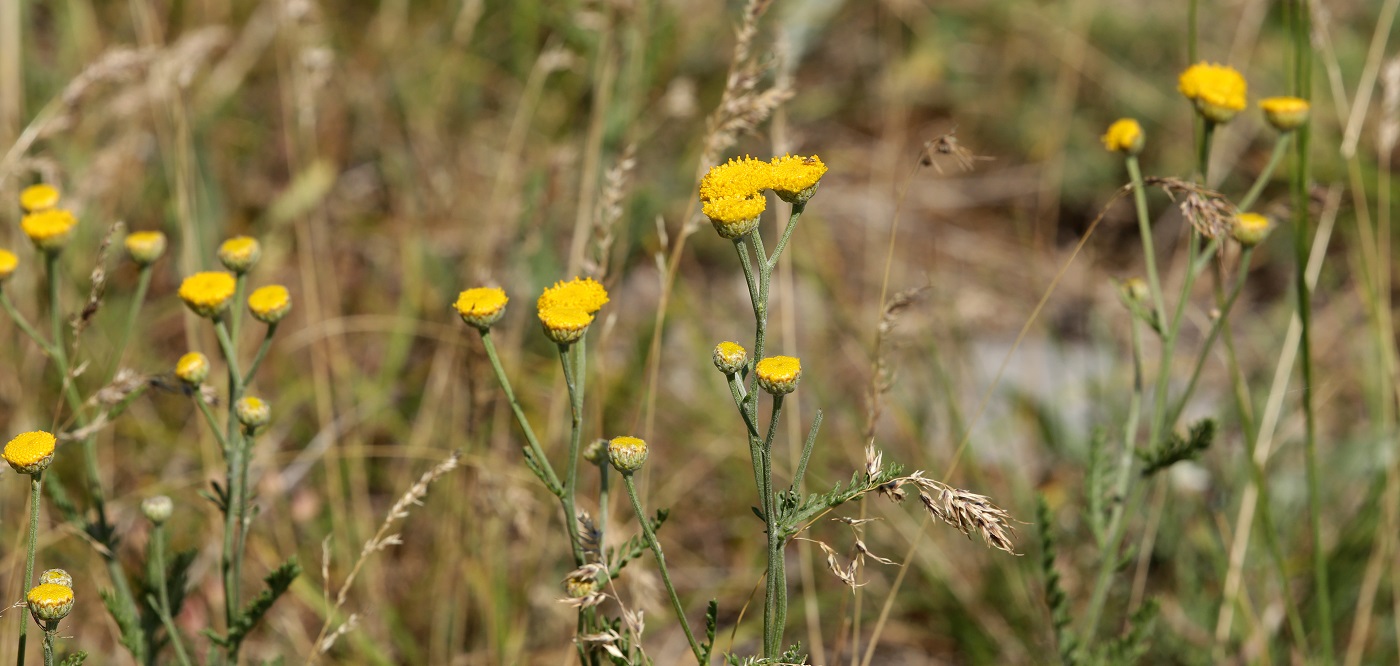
0,0,1394,663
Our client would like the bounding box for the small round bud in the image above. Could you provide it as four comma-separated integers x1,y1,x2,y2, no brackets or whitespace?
218,236,262,273
582,439,608,465
1260,96,1310,132
235,396,271,432
124,231,168,266
1232,212,1272,247
539,306,593,345
248,285,292,324
1120,277,1150,305
455,287,509,330
3,431,56,475
0,249,18,283
21,209,78,253
38,569,72,589
1101,119,1144,156
179,271,238,318
27,583,74,624
755,356,802,396
176,352,210,386
142,495,174,525
712,341,747,376
19,184,60,213
607,435,648,473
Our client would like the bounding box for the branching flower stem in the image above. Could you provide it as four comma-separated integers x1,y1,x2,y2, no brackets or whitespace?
622,473,704,663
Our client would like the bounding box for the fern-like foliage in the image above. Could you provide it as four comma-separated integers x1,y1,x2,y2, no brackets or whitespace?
607,509,668,578
205,557,301,651
1085,428,1110,549
58,652,87,666
700,599,719,665
1085,599,1159,665
1138,418,1216,477
100,587,147,662
1037,497,1079,665
779,463,904,539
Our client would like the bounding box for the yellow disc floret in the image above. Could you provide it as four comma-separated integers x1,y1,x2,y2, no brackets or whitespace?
21,208,78,252
1101,119,1144,155
218,236,262,273
248,285,292,324
755,355,802,395
607,435,649,473
125,231,168,266
4,431,56,475
19,184,60,213
455,287,509,330
1178,62,1247,123
179,271,238,318
537,277,609,315
26,583,74,624
1260,96,1310,132
0,249,18,282
768,154,827,204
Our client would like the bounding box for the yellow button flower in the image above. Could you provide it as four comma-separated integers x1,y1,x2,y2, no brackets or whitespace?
0,249,18,282
3,431,56,475
1101,119,1144,155
176,351,210,385
26,583,74,623
21,208,78,252
699,157,771,202
455,287,509,330
539,306,593,345
1260,96,1310,132
236,396,271,431
767,154,827,204
124,230,168,266
218,236,261,273
702,195,765,239
1178,62,1247,124
19,184,60,213
179,271,238,318
1232,212,1272,247
607,435,649,473
712,341,747,375
755,355,802,395
537,277,609,315
248,284,292,324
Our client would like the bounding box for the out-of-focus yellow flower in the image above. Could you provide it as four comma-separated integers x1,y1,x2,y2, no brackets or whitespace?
455,287,509,330
537,277,609,315
607,435,648,473
3,431,56,475
248,285,292,324
755,355,801,395
0,249,18,282
1232,212,1272,247
179,271,238,318
19,184,60,213
235,396,271,431
1178,62,1247,123
124,231,168,266
1101,119,1145,155
21,209,77,252
767,154,827,204
1260,96,1310,132
176,351,210,386
218,236,261,273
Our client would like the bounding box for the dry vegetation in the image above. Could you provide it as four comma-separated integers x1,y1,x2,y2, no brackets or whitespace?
0,0,1396,664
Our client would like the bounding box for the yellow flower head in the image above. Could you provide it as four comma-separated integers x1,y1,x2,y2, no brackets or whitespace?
21,208,78,252
755,355,802,395
218,236,261,273
1232,212,1272,247
702,195,766,239
179,271,238,318
235,396,271,431
1260,96,1310,132
607,435,649,473
0,249,18,282
537,277,609,315
768,154,827,204
26,583,74,624
1178,62,1247,123
712,341,747,375
1101,119,1144,155
248,285,292,324
38,569,72,589
539,306,594,345
176,351,210,385
699,156,771,202
124,230,168,266
455,287,509,330
3,431,56,475
19,184,60,213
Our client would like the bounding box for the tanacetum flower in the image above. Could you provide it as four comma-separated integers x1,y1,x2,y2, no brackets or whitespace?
19,184,60,213
607,435,648,473
713,341,747,375
1260,96,1310,132
1232,212,1272,247
141,496,174,525
248,285,292,324
539,306,593,345
3,431,56,475
1178,62,1247,123
702,195,765,239
38,569,72,589
235,396,271,431
176,352,210,385
455,287,509,330
27,583,73,623
218,236,261,273
21,208,78,252
755,355,801,395
178,271,237,318
768,154,827,204
699,156,771,202
537,277,609,315
124,230,168,266
0,249,17,282
1101,119,1144,155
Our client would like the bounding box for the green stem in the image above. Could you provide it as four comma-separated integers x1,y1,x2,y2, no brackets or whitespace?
621,474,704,663
1165,247,1253,427
765,202,805,271
790,409,823,494
150,525,194,666
41,629,53,666
213,317,245,655
762,395,785,657
1238,134,1293,213
734,238,760,312
17,472,42,666
241,322,279,386
195,393,232,456
230,274,246,350
1196,120,1215,183
0,290,56,357
111,265,153,380
45,252,65,369
1125,156,1167,330
479,330,562,494
558,341,587,565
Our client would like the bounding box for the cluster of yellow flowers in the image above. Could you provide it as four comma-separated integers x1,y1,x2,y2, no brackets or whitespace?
17,184,77,254
454,277,611,346
175,236,292,324
698,154,828,238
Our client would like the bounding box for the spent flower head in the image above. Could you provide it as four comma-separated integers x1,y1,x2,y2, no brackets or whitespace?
455,287,509,330
27,583,74,624
179,271,238,318
1178,62,1247,123
712,341,747,376
1232,212,1272,247
176,351,210,386
607,435,648,473
755,355,802,395
124,230,168,266
767,154,827,204
218,236,261,273
248,285,292,324
3,431,56,475
1260,96,1310,132
19,184,60,213
21,208,78,253
0,249,17,282
1101,119,1144,155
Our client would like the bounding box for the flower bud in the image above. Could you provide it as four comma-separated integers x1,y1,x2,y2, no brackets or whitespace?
1260,96,1310,132
235,396,271,432
176,352,210,386
455,287,509,330
248,285,292,324
755,356,802,396
1232,212,1272,247
582,439,608,465
124,231,168,266
218,236,262,274
1101,119,1144,156
142,495,174,525
712,341,747,376
607,435,648,473
38,569,72,589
